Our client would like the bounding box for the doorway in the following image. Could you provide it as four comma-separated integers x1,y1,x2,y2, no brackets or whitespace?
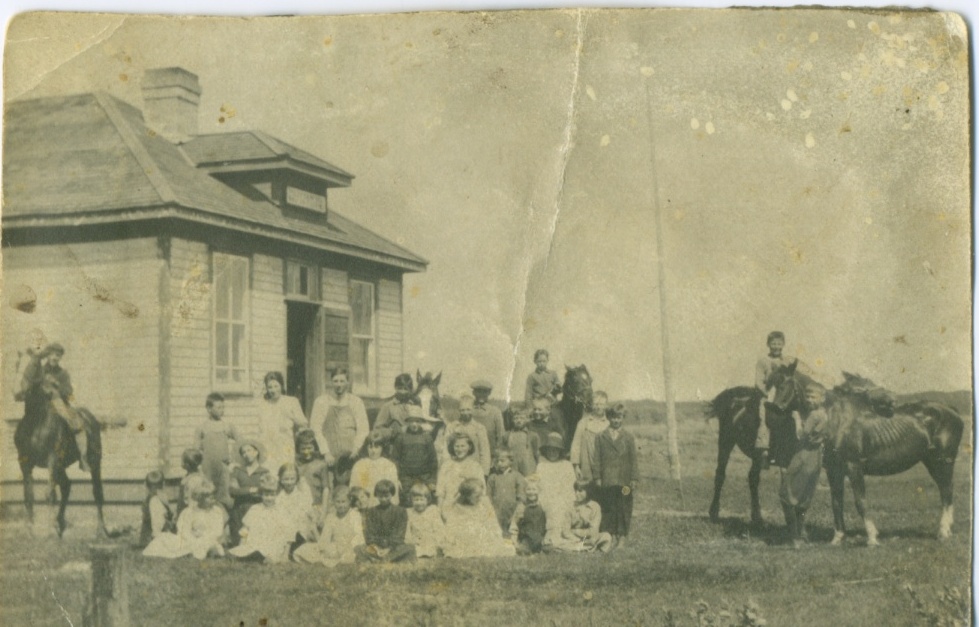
286,301,320,413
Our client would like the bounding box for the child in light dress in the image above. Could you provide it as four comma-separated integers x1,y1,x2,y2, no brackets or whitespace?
405,483,444,558
275,463,318,552
229,473,293,563
549,480,614,553
139,470,176,548
177,448,204,515
436,432,485,512
293,486,364,566
349,434,400,506
442,479,515,559
143,476,227,560
535,432,577,543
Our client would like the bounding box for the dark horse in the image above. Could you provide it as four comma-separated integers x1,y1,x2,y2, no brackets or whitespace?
554,364,594,449
14,374,107,537
817,372,964,545
706,361,805,525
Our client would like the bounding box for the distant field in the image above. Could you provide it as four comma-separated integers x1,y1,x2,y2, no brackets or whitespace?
0,392,971,626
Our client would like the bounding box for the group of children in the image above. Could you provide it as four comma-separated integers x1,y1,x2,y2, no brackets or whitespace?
139,349,639,564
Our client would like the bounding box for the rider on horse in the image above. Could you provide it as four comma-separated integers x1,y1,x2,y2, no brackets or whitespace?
17,342,90,472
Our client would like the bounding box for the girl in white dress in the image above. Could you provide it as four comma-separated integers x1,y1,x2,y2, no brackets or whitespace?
143,476,227,560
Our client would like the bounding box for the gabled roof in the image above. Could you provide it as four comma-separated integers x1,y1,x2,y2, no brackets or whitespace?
2,92,426,271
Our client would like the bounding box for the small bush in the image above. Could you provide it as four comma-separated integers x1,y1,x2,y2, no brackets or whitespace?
905,584,970,627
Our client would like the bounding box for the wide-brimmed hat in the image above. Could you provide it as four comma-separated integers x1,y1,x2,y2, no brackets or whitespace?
236,439,267,465
539,432,565,452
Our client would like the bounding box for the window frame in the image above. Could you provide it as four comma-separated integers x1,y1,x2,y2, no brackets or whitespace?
211,251,251,394
348,279,376,395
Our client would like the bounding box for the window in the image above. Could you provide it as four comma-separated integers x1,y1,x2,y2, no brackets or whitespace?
213,253,249,390
349,280,375,392
285,260,320,300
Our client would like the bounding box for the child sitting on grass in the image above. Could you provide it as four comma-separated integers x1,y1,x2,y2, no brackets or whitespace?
551,480,613,553
355,480,415,563
177,448,204,515
442,478,515,559
139,470,176,548
436,432,485,512
275,462,317,553
143,476,227,560
509,480,547,556
230,474,293,563
293,486,364,566
487,450,526,535
350,434,400,506
295,429,332,519
405,483,444,558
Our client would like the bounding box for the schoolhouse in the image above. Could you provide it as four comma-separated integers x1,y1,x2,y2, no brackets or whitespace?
1,67,426,488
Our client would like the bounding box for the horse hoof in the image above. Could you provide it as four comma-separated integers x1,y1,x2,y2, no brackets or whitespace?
830,532,845,546
866,539,880,548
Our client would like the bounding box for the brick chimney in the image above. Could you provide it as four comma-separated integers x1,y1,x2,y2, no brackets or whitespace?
141,67,201,142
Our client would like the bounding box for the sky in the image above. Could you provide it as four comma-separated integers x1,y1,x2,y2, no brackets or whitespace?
2,6,972,401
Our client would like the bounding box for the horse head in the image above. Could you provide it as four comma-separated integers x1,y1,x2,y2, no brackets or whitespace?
563,364,594,409
414,370,442,419
768,360,805,413
835,371,895,417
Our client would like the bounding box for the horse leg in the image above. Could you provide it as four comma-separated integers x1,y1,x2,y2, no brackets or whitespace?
20,461,35,528
53,466,71,538
90,458,108,538
825,460,847,546
847,463,877,547
923,458,955,540
708,435,735,522
748,455,763,526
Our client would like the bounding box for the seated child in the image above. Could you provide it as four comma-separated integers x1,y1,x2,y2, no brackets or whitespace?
295,429,332,520
144,476,227,560
536,432,576,542
550,480,613,553
350,434,400,506
177,448,204,515
355,480,416,563
392,406,439,506
228,440,272,545
139,470,176,548
293,486,364,566
503,409,539,477
486,450,526,535
230,474,293,563
442,478,515,559
275,463,317,548
436,432,485,512
509,480,547,556
405,483,444,558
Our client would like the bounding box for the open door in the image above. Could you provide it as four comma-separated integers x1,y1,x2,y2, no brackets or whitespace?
286,301,319,413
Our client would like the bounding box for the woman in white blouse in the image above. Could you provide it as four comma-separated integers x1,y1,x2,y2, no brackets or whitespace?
258,371,308,473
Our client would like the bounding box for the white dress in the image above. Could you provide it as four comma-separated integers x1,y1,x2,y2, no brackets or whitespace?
292,509,364,566
536,459,577,536
442,500,514,559
276,481,317,540
143,505,227,560
229,503,293,562
258,395,307,472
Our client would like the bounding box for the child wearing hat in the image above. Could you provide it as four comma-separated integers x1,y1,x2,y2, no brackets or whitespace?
525,349,562,404
139,470,176,548
487,450,526,535
536,432,577,543
471,380,506,457
350,433,400,506
373,373,416,444
228,440,272,545
293,486,364,566
391,405,440,506
442,478,515,558
503,408,540,477
594,403,638,548
442,395,492,475
144,476,227,560
195,392,240,509
230,473,293,562
436,432,486,512
509,480,547,555
405,484,444,558
355,480,415,563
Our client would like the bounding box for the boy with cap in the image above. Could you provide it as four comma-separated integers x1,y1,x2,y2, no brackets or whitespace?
471,380,506,457
391,405,440,505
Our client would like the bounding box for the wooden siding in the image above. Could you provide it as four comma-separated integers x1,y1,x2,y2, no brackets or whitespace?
1,239,163,480
376,278,403,393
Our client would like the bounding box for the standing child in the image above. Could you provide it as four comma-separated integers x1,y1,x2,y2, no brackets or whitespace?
503,409,540,477
144,476,227,560
230,474,292,563
194,392,240,509
471,380,506,458
781,383,829,548
391,406,439,506
177,448,204,515
295,429,332,521
293,486,364,566
594,403,638,548
139,470,176,548
570,391,610,488
535,432,577,543
228,440,272,545
442,395,492,475
525,348,562,403
350,434,400,506
436,432,486,511
442,478,515,558
486,451,526,535
355,480,415,563
527,397,566,450
509,481,547,556
405,483,444,558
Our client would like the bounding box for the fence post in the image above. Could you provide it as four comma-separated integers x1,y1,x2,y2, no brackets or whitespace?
89,543,130,627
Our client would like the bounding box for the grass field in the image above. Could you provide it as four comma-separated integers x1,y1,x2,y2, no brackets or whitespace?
0,400,972,626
